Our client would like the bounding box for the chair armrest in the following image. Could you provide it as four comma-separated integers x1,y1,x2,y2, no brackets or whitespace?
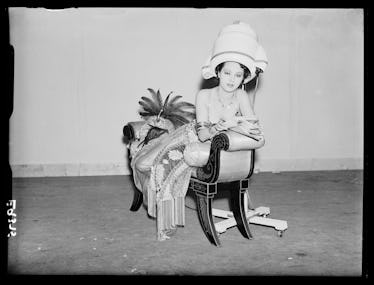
195,133,229,183
123,121,147,142
222,130,265,151
185,129,263,169
195,132,255,183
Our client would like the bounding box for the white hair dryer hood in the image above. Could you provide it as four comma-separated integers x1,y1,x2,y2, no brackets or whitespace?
202,21,268,83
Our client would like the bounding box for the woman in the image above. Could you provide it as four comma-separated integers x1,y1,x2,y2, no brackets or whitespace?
195,61,263,143
130,21,268,241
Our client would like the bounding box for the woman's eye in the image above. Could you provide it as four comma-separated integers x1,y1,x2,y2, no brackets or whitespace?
224,72,230,75
236,74,243,78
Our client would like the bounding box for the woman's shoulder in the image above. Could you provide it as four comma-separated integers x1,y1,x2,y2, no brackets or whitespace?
236,89,252,104
235,89,248,99
197,88,212,96
196,88,213,102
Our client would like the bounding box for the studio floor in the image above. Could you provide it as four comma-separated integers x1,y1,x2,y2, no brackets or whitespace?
8,170,363,276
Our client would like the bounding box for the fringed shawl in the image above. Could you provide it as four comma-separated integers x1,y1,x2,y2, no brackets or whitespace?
131,121,198,240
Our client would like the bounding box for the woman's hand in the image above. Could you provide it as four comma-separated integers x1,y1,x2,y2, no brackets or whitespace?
238,120,262,135
235,115,259,123
215,119,238,131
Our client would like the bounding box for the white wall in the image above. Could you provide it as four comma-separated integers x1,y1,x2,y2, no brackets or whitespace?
9,8,364,177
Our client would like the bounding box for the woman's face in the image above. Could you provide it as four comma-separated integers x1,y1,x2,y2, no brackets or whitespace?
217,61,244,93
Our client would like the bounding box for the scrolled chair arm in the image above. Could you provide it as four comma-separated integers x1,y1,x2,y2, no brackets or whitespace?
195,132,230,183
123,121,147,142
221,129,265,152
195,130,263,184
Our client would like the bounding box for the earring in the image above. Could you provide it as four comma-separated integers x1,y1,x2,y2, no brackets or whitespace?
241,82,245,91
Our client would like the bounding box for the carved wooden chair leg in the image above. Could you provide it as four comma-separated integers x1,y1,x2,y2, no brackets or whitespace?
189,178,221,247
231,179,253,239
130,190,143,212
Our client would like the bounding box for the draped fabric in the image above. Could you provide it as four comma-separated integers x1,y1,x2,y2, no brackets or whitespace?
130,120,199,241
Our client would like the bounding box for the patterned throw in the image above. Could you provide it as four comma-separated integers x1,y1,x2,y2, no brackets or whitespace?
131,121,199,241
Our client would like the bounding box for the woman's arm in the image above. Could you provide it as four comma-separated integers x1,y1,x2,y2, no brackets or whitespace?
195,90,218,142
237,89,256,117
247,90,255,112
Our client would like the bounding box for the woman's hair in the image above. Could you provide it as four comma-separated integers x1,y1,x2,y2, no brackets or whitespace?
215,62,251,82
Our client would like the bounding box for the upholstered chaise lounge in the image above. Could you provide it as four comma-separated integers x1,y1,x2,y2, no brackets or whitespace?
123,121,283,247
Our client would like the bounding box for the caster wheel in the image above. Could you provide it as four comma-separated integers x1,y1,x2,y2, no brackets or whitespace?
277,230,284,237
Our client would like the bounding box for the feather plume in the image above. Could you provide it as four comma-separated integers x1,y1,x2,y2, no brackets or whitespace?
139,111,151,117
139,100,158,114
163,91,173,110
156,89,163,107
146,88,163,110
164,110,195,118
169,101,195,110
167,95,183,106
138,88,196,128
140,96,160,112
